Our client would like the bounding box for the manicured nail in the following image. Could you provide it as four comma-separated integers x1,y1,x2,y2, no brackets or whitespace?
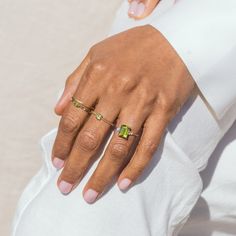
83,189,99,204
118,178,132,190
135,3,146,17
58,180,73,195
52,157,64,169
128,0,139,16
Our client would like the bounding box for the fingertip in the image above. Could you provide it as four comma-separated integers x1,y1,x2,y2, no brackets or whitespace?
118,177,132,191
58,180,73,195
128,0,160,20
52,157,65,170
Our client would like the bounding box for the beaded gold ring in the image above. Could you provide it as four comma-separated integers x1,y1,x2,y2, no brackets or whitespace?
71,96,94,113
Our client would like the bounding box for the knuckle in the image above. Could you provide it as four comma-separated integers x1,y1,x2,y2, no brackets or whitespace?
157,95,178,115
109,142,129,162
60,115,78,134
63,165,84,182
90,61,106,73
85,62,106,83
162,100,174,113
130,161,146,175
141,140,158,155
119,75,136,92
76,129,100,152
136,85,156,106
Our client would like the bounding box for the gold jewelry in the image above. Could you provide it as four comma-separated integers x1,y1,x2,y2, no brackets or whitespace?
115,124,139,140
71,96,94,113
90,110,115,127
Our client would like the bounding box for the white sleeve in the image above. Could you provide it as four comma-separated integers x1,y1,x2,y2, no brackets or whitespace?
149,0,236,119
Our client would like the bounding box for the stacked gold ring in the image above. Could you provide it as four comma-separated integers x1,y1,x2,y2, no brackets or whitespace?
71,96,94,113
71,96,139,139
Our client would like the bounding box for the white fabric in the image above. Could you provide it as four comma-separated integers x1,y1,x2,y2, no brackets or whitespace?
11,1,236,236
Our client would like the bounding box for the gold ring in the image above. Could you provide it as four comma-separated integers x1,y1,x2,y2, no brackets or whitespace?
71,96,94,113
90,110,115,127
115,124,139,140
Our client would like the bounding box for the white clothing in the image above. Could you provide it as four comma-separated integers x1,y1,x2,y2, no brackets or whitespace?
11,1,236,235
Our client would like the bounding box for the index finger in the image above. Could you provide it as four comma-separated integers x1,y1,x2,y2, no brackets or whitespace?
51,75,98,169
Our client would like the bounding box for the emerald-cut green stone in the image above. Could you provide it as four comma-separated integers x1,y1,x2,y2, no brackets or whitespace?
118,125,131,139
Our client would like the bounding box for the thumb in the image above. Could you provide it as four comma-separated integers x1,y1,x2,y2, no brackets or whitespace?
128,0,160,20
54,54,90,116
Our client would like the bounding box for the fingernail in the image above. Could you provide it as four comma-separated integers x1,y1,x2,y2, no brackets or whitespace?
58,180,73,195
118,178,132,190
83,189,99,204
135,3,146,17
128,0,139,16
52,157,64,169
128,1,146,17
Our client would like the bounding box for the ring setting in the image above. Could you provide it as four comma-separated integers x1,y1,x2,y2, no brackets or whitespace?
116,124,139,139
94,112,103,121
90,110,115,127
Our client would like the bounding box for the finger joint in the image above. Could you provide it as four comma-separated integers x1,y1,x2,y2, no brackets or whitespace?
109,142,129,163
76,129,100,152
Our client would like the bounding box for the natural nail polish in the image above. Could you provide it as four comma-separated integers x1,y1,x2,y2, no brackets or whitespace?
83,189,99,204
128,0,139,16
118,178,132,190
135,3,146,17
52,157,64,169
59,180,73,195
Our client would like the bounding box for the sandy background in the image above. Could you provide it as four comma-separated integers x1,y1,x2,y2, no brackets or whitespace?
0,0,122,234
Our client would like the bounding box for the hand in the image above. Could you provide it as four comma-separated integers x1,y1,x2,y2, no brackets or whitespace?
52,25,195,204
128,0,161,20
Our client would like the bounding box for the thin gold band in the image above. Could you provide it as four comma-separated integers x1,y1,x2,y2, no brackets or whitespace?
71,97,139,138
90,110,115,127
71,96,94,113
71,96,115,127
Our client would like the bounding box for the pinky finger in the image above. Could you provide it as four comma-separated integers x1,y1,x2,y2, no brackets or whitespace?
117,110,169,191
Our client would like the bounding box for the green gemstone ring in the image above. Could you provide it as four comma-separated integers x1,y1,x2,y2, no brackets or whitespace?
116,124,139,140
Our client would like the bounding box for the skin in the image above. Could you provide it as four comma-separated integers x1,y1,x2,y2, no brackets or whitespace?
52,1,195,204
